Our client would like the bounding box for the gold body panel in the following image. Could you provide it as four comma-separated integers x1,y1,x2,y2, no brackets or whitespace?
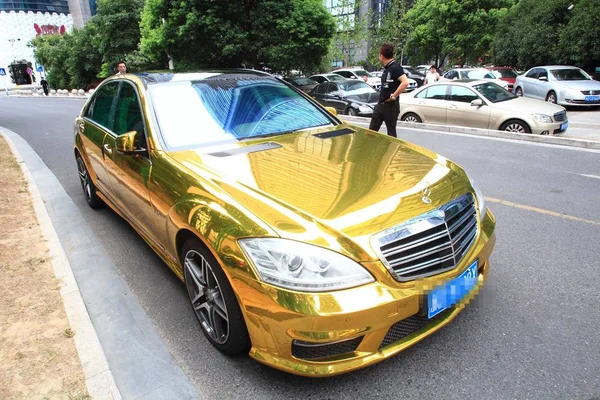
74,74,496,377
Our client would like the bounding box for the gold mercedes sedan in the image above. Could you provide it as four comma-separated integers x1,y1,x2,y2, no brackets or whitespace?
74,70,496,377
400,80,568,135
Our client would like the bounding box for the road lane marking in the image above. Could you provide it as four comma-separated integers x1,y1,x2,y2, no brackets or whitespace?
580,174,600,180
485,197,600,226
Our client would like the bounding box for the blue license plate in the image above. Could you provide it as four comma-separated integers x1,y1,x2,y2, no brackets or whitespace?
427,260,478,319
560,122,568,131
585,95,599,102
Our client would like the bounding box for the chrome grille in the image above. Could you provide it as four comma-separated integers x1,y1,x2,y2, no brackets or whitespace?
581,90,600,95
553,111,566,122
372,193,478,281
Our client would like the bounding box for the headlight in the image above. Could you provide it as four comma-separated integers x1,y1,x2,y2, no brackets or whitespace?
238,238,374,292
358,106,372,113
532,113,553,123
467,174,486,219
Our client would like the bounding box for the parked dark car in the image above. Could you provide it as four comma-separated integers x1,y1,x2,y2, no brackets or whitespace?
283,77,318,92
309,80,379,116
402,65,425,87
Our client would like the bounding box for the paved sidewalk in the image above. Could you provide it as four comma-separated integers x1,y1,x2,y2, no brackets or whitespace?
1,127,201,400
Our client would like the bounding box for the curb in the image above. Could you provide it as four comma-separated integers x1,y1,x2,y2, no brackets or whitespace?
1,130,122,400
340,115,600,150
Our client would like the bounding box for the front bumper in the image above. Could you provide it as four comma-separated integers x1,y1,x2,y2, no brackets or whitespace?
558,92,600,106
237,209,496,377
530,119,569,135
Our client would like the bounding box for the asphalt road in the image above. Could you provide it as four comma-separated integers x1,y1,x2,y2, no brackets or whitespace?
1,97,599,400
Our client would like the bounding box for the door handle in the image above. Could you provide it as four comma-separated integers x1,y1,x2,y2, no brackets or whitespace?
449,104,457,109
418,101,425,105
103,143,113,156
78,122,85,132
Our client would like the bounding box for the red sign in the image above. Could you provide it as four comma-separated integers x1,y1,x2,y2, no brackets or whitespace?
34,23,66,36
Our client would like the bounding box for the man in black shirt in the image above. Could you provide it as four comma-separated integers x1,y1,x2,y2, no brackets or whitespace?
369,43,409,138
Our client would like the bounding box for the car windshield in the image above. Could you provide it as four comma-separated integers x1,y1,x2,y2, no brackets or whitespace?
352,70,372,78
473,82,516,103
466,70,496,79
550,68,591,81
291,77,316,85
149,74,332,149
490,69,518,78
326,74,346,82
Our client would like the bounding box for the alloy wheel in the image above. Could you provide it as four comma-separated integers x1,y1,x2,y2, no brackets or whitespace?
77,156,92,201
504,123,526,133
546,92,557,103
184,250,229,344
405,115,419,122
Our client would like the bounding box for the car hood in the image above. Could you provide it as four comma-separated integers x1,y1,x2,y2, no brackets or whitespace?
556,80,600,91
169,125,471,261
490,97,565,114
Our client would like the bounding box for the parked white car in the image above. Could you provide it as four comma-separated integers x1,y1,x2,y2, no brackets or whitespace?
442,68,509,90
514,65,600,106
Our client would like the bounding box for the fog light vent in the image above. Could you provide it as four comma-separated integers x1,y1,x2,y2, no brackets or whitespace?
379,309,452,349
292,336,363,361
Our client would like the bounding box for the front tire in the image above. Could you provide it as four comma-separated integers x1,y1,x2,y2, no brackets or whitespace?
500,119,531,134
182,238,250,355
515,87,523,97
76,153,104,209
401,112,422,123
546,91,557,104
346,108,358,116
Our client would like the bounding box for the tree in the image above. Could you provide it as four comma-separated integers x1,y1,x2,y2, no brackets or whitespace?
368,0,412,66
492,0,571,69
404,0,514,66
140,0,335,73
558,0,600,72
93,0,146,76
325,0,372,68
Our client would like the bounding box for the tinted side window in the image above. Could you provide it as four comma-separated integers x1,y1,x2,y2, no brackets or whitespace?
312,76,325,84
89,82,119,129
539,69,548,79
526,68,540,79
337,71,350,78
325,83,338,95
314,84,326,94
450,86,479,103
424,85,447,100
113,82,144,137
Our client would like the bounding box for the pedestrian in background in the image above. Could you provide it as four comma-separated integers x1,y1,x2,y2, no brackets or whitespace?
116,61,127,75
40,76,49,96
424,65,440,85
368,43,409,138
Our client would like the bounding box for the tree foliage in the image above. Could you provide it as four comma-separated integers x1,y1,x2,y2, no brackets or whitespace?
140,0,335,74
558,0,600,71
367,0,411,66
403,0,514,66
324,0,372,68
492,0,571,69
30,0,147,88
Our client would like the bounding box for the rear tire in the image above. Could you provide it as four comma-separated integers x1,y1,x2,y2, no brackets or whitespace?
546,91,557,104
181,238,251,355
401,113,422,123
515,87,523,97
500,119,531,134
76,153,104,209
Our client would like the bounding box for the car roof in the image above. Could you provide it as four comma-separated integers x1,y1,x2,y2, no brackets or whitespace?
133,69,272,87
536,65,580,69
427,79,493,86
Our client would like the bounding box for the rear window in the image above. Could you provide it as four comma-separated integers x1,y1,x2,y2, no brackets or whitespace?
149,74,332,149
491,69,518,78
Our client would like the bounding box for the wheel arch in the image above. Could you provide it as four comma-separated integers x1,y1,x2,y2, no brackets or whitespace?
499,118,531,133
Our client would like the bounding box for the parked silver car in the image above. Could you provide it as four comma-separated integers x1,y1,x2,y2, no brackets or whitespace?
514,66,600,106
